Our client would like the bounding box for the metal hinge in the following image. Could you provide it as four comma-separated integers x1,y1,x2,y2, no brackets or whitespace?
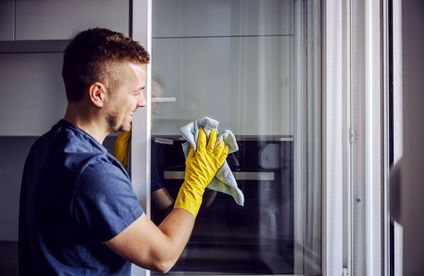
342,267,350,276
349,128,356,144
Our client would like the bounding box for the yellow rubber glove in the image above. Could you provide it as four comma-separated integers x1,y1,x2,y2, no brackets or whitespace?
114,131,131,171
174,128,229,217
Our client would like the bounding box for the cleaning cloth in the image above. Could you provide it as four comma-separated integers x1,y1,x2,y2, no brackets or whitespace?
180,117,244,206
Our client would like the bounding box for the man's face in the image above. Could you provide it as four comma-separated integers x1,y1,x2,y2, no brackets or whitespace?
105,62,147,132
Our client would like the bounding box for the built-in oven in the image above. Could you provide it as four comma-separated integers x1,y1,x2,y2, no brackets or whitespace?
150,137,294,274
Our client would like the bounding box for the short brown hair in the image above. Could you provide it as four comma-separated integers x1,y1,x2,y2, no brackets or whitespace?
62,28,150,102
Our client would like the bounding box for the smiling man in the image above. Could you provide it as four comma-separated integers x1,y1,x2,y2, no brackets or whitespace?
18,28,228,275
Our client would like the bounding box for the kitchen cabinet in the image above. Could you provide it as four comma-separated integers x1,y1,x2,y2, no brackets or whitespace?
0,0,131,135
0,53,66,136
0,0,129,42
0,0,14,41
15,0,129,40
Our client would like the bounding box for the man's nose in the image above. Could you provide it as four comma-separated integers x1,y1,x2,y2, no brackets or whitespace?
138,92,146,107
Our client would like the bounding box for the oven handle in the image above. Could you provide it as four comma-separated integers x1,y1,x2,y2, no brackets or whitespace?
163,171,275,181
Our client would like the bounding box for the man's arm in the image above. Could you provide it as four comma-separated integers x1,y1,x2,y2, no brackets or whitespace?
105,208,194,273
108,128,228,273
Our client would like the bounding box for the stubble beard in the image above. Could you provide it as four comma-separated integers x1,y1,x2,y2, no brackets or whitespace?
106,111,129,133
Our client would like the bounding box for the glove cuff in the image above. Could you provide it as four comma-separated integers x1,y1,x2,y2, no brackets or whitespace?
174,183,204,217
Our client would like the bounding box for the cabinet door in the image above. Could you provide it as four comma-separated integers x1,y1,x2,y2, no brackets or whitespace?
0,0,14,40
148,0,322,275
15,0,129,40
0,53,66,136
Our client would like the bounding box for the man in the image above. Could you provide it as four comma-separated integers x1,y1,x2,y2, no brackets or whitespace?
19,28,228,275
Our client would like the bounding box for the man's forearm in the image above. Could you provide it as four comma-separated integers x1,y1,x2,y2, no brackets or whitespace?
157,208,195,269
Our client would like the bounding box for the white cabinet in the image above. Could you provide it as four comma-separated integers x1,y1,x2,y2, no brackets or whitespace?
0,0,131,136
15,0,129,40
0,0,14,41
0,53,66,136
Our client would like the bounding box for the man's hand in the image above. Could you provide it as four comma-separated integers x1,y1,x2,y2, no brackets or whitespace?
174,127,228,217
114,131,131,171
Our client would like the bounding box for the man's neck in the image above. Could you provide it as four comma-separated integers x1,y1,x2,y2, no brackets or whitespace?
63,103,109,144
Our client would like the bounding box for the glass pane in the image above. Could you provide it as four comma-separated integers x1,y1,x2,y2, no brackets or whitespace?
150,0,321,274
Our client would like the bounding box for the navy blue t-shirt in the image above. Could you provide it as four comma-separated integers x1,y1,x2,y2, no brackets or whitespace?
19,119,144,275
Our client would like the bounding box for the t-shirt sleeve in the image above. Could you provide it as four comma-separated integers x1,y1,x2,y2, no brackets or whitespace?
71,160,144,243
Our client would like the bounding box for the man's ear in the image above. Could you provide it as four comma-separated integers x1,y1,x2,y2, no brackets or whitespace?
88,82,106,107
